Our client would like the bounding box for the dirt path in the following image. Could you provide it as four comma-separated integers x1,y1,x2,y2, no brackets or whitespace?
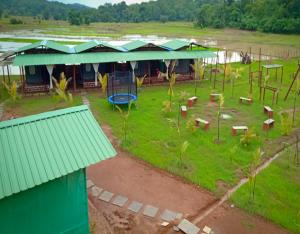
87,122,293,233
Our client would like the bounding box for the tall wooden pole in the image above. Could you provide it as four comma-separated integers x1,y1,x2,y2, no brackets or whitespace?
7,65,11,84
223,50,227,92
73,65,76,92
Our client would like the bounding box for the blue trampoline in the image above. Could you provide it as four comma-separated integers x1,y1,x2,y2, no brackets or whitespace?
107,70,137,105
108,93,137,105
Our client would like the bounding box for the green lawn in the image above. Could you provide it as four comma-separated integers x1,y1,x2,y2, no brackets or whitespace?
87,58,300,194
3,94,82,117
2,17,300,54
1,57,299,233
231,150,300,234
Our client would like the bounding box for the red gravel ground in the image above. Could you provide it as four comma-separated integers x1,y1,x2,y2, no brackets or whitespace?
87,124,290,234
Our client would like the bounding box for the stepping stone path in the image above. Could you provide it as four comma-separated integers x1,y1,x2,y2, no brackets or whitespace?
0,103,4,120
161,209,182,222
87,178,203,233
143,205,159,218
128,201,143,213
86,179,94,189
178,219,200,234
81,93,90,108
112,195,128,207
91,186,103,197
99,190,114,202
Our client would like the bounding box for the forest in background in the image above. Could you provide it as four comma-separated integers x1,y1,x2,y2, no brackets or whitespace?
0,0,300,34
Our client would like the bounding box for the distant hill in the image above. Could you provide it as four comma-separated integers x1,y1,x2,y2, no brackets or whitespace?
0,0,90,21
0,0,299,34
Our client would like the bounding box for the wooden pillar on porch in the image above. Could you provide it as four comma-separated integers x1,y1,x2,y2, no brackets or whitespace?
1,66,5,84
21,66,25,93
6,65,11,84
148,61,151,85
73,65,76,92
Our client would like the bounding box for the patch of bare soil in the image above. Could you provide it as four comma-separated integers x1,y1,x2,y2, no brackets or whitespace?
197,203,291,234
89,123,295,234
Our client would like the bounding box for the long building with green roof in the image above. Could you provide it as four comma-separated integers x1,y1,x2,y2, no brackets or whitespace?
6,39,216,93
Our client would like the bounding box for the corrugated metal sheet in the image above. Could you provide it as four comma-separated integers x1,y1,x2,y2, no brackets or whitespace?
122,40,156,51
74,40,125,53
17,40,73,54
14,50,216,66
160,39,191,51
0,105,116,200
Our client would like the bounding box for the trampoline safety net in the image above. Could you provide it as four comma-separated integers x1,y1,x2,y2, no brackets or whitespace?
107,71,137,105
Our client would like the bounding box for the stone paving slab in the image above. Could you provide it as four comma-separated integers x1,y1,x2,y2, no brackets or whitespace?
160,209,179,222
177,219,200,234
99,191,114,202
86,179,94,189
143,205,159,218
111,195,128,207
91,186,103,197
128,201,143,213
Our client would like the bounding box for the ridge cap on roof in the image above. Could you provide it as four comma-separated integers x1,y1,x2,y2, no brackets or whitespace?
0,105,89,129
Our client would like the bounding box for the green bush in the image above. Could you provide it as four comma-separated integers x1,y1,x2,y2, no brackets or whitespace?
9,18,23,24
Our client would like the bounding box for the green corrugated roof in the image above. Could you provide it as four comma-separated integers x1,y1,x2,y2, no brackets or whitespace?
13,50,216,66
74,40,125,53
0,105,116,200
122,40,149,51
160,40,191,51
17,40,73,54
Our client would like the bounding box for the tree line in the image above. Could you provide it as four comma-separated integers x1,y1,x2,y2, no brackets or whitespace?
1,0,300,34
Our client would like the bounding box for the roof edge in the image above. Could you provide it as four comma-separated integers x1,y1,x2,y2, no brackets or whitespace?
0,105,89,129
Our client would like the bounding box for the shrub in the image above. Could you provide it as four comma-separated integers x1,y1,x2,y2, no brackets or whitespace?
280,112,292,136
10,18,23,24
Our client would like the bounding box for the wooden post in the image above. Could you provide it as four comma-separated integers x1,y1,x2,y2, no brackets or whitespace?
214,50,219,89
1,66,5,84
249,47,252,84
148,61,151,85
73,65,76,92
223,50,227,91
7,65,11,84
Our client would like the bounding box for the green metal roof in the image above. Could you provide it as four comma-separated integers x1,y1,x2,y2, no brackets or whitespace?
0,105,116,200
14,50,216,66
74,40,125,53
122,40,149,51
160,40,191,51
17,40,74,54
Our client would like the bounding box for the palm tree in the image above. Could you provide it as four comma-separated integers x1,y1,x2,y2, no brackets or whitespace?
190,59,205,96
217,94,224,142
52,72,73,102
2,80,19,103
115,100,134,143
97,73,108,95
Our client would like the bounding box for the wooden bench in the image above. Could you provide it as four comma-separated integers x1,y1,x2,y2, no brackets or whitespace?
195,118,210,130
187,96,198,107
264,106,273,118
263,119,275,131
232,126,248,136
181,106,187,118
83,81,100,89
24,84,50,93
210,93,221,102
239,97,253,104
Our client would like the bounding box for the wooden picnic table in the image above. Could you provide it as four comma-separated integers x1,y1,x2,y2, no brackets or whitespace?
262,64,283,84
195,118,210,130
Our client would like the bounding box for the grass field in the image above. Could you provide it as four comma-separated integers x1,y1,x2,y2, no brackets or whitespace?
84,58,300,232
86,58,300,193
231,150,300,233
1,16,300,56
0,54,299,232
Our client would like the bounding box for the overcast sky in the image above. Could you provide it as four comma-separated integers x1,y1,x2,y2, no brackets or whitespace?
50,0,150,8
